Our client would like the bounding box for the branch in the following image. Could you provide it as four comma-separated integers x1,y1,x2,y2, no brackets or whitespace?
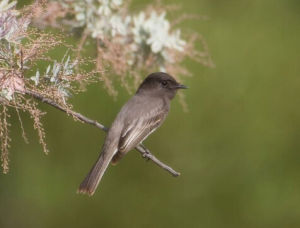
25,89,181,177
136,144,180,177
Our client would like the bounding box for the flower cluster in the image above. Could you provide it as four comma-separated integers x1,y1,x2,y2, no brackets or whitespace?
68,0,129,38
50,0,206,95
0,0,27,101
70,0,186,62
30,53,79,103
131,11,186,71
133,11,186,53
31,0,214,96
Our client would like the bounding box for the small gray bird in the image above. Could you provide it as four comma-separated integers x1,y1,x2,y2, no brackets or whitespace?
78,72,187,196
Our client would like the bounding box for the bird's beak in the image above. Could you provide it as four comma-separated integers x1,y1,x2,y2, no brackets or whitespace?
176,84,188,89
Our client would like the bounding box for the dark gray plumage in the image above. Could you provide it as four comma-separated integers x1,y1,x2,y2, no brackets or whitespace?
77,72,187,196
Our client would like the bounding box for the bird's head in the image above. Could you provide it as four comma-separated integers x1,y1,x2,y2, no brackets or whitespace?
137,72,187,99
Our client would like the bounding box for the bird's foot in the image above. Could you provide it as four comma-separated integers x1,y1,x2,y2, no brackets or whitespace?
140,144,151,161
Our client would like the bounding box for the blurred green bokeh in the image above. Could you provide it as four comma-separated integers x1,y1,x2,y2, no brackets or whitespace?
1,0,300,227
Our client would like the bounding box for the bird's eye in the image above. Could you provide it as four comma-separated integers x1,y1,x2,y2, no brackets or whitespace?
161,80,168,87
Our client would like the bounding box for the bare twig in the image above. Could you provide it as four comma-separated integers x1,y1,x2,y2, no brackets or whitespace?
136,144,180,177
76,29,88,61
171,14,208,27
25,89,180,177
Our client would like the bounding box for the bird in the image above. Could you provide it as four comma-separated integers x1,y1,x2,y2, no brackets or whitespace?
77,72,187,196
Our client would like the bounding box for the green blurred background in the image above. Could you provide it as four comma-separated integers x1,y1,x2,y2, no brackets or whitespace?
1,0,300,227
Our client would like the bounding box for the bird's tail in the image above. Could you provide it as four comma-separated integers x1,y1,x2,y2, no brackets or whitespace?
77,149,116,196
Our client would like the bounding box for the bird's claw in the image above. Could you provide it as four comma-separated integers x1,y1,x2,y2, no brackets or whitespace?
142,152,150,161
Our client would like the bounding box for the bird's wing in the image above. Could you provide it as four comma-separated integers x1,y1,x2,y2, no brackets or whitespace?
118,107,167,153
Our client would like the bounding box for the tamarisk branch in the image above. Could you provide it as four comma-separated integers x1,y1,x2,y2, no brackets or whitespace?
25,89,181,177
